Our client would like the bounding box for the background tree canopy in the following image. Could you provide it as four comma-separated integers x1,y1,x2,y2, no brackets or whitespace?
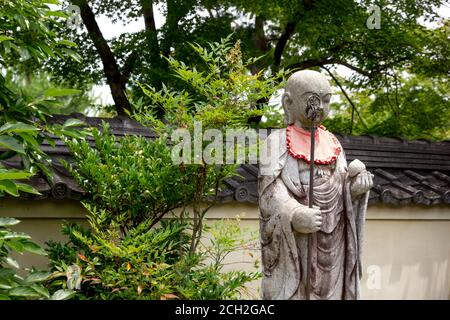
10,0,450,139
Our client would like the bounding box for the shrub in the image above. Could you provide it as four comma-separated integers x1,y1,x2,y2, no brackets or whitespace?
46,213,259,300
0,217,74,300
61,123,197,229
46,36,280,299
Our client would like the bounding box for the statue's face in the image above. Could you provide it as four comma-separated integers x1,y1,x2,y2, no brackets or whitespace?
294,90,331,127
282,71,332,128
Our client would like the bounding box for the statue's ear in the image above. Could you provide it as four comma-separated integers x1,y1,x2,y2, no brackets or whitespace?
282,92,293,125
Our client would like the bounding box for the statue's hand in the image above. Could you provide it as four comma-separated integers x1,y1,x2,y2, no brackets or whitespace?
350,170,374,198
291,205,323,234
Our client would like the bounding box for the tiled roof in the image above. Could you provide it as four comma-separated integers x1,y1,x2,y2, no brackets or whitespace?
1,114,449,206
219,131,450,206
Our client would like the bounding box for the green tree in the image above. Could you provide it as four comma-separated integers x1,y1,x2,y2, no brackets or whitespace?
323,74,450,140
4,72,104,116
51,0,448,121
0,0,88,181
0,0,87,300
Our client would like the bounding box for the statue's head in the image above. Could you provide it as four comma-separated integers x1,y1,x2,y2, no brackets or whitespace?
282,70,332,127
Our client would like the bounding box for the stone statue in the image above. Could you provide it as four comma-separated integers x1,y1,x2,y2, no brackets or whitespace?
258,70,373,300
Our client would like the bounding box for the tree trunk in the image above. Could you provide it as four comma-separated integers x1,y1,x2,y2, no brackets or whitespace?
72,0,130,116
274,21,297,68
250,15,269,75
141,0,162,80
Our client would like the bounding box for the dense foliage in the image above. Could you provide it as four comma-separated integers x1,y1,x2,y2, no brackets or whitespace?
0,217,50,300
46,214,259,299
0,0,88,189
62,124,195,229
46,0,449,141
0,217,75,300
0,0,88,300
45,38,268,299
323,75,450,140
46,124,260,299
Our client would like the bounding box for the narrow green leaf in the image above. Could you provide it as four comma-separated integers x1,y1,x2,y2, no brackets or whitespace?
21,241,46,256
0,268,15,279
43,88,81,97
45,11,67,18
0,170,33,180
0,180,19,197
9,286,41,298
60,48,81,63
51,289,76,300
0,282,13,290
38,43,56,59
25,271,51,283
0,217,20,227
63,118,86,128
0,36,14,42
16,183,41,195
5,257,19,269
6,239,24,253
60,128,85,139
1,231,30,240
31,285,50,299
0,136,25,154
18,133,39,148
46,137,56,148
58,40,77,47
0,122,39,134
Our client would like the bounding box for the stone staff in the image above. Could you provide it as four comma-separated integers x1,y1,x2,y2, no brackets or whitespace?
305,94,321,300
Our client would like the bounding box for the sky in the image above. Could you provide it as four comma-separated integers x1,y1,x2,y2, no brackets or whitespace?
65,2,450,107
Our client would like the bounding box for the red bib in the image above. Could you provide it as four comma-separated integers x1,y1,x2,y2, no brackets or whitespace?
286,124,341,165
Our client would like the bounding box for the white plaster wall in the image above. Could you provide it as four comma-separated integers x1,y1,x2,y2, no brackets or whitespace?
1,199,449,299
202,203,450,300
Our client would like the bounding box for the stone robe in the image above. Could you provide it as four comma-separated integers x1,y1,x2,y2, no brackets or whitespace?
258,129,369,300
